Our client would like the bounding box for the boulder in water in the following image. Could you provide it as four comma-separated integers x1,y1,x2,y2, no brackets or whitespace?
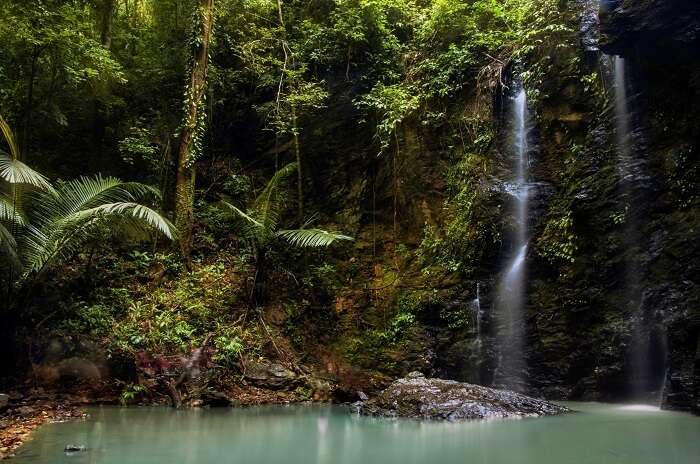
355,372,569,421
64,444,87,453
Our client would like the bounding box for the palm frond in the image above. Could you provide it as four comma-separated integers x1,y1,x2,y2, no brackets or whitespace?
220,200,268,243
30,175,164,227
0,221,18,264
0,115,20,160
254,162,296,230
19,223,53,276
0,153,53,191
277,228,353,248
221,200,263,228
71,202,176,240
49,175,135,214
0,194,25,226
19,202,175,278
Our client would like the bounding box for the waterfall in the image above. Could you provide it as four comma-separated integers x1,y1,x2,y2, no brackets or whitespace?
613,56,633,173
609,53,667,404
494,87,531,392
471,283,482,338
471,282,483,349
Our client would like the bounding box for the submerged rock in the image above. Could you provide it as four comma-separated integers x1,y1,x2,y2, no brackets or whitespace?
64,444,87,452
355,372,569,421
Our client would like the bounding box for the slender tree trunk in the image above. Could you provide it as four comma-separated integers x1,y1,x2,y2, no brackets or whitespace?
251,248,267,306
100,0,116,50
393,128,399,245
276,0,285,30
92,0,116,159
175,0,215,265
275,0,304,221
291,105,303,221
22,47,40,161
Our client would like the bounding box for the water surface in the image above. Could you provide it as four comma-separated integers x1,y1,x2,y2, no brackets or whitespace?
9,402,700,464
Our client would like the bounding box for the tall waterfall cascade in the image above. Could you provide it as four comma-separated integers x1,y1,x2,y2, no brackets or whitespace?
609,54,667,402
494,87,532,392
576,0,668,404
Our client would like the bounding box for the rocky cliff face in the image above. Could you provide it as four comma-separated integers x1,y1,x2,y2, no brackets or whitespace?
505,0,700,411
322,1,700,414
600,0,700,58
595,0,700,413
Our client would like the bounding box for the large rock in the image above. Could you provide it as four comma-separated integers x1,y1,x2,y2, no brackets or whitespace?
200,390,233,407
0,393,8,411
355,372,569,421
243,361,298,390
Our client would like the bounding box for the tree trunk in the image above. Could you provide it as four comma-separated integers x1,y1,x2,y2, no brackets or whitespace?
251,248,267,307
175,0,215,265
22,47,40,161
100,0,116,50
291,105,303,221
92,0,116,159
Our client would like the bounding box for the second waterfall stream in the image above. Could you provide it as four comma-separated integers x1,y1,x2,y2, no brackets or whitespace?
494,85,532,392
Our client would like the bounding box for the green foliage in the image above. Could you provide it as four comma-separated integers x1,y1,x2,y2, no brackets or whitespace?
55,301,117,339
341,288,424,367
538,209,578,265
213,332,245,367
419,149,501,276
109,259,263,357
118,120,159,170
220,163,351,303
357,83,420,152
221,163,352,252
120,383,149,405
610,208,627,226
0,118,175,297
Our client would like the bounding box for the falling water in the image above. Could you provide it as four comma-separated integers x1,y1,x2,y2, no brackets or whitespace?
610,54,667,403
613,56,633,171
494,87,531,392
471,283,482,341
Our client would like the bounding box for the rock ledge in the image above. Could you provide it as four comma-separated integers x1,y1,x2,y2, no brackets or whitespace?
355,372,569,421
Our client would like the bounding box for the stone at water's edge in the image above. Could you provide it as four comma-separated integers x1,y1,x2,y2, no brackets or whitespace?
355,372,569,421
243,361,299,390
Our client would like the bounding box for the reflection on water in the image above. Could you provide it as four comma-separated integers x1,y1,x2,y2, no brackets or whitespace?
9,403,700,464
617,404,662,412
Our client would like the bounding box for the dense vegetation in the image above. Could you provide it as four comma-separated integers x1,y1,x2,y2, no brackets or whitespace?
0,0,698,413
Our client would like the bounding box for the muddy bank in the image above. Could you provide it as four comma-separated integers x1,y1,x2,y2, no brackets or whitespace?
0,392,88,459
